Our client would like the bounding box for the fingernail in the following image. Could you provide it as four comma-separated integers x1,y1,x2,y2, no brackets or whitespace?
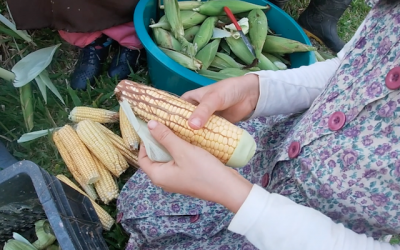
190,118,202,128
148,120,158,129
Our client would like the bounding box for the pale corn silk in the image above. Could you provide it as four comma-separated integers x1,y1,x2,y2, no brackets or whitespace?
117,0,400,248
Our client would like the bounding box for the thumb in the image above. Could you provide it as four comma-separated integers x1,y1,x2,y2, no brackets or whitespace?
188,93,223,130
147,120,185,156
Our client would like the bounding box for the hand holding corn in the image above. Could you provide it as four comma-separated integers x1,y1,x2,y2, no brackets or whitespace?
138,119,253,214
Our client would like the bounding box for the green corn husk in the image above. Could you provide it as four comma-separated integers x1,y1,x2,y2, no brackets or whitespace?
193,0,269,16
3,239,37,250
263,53,287,70
210,56,235,70
184,25,200,42
159,1,202,10
215,52,241,68
262,35,316,54
318,51,336,60
20,83,34,132
160,47,202,70
149,11,207,30
193,16,218,51
45,245,60,250
151,20,182,51
163,0,197,57
219,68,251,77
32,220,57,250
314,50,326,62
198,69,231,81
248,9,268,59
220,40,231,54
271,53,291,65
195,39,221,70
258,53,279,71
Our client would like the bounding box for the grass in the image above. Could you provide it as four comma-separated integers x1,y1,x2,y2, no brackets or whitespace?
0,0,371,249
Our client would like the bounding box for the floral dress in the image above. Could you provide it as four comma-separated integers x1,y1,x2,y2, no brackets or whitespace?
117,0,400,249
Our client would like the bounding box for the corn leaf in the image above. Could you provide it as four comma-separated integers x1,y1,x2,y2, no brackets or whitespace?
12,43,61,87
20,83,34,132
0,67,15,81
119,99,173,162
35,70,65,104
35,72,48,104
17,128,58,143
0,14,32,43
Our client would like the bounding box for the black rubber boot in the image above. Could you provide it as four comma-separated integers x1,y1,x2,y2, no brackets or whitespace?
0,141,17,170
268,0,290,8
108,46,142,81
297,0,352,53
70,35,113,90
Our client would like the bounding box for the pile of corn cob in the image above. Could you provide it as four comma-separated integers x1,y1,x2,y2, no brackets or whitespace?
51,106,141,231
150,0,316,81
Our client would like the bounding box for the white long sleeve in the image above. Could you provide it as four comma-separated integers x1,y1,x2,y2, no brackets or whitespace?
247,19,366,118
228,185,400,250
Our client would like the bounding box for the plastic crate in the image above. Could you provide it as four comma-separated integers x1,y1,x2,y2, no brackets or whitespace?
134,0,317,96
0,160,109,250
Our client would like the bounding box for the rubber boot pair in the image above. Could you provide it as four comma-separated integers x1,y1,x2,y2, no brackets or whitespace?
70,35,142,90
268,0,352,53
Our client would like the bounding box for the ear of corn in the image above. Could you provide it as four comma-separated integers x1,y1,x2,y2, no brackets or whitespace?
215,52,242,68
94,122,139,168
163,0,197,57
160,1,202,10
314,50,326,62
184,25,201,42
262,35,316,54
210,56,235,70
219,68,251,77
193,16,218,51
76,119,128,177
68,106,119,123
195,38,221,70
198,69,231,81
56,125,100,184
193,0,269,16
258,53,279,71
3,239,37,250
56,174,115,231
52,131,98,200
119,106,141,151
248,9,268,59
92,155,119,205
160,47,202,71
114,80,257,168
150,11,207,31
32,220,56,250
152,20,182,51
263,53,288,70
270,52,291,65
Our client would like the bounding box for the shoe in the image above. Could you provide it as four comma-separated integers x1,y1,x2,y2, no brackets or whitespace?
0,141,17,170
268,0,289,8
108,46,142,81
70,35,113,90
297,0,352,53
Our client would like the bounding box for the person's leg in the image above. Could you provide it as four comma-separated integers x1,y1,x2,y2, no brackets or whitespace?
102,22,144,80
297,0,352,53
58,31,114,90
0,141,17,170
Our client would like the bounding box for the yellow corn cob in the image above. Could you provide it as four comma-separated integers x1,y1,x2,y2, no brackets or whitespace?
94,122,140,168
68,106,119,123
114,80,257,168
91,155,119,205
248,9,268,59
57,125,100,184
193,0,269,16
119,106,141,151
193,16,218,51
195,38,221,70
52,131,98,200
56,174,115,231
76,119,128,177
160,47,202,71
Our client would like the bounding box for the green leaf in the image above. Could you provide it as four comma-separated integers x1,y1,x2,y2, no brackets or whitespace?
17,128,58,143
20,83,34,132
35,72,48,104
0,67,15,81
0,14,32,43
12,44,61,87
36,70,65,104
67,87,82,106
